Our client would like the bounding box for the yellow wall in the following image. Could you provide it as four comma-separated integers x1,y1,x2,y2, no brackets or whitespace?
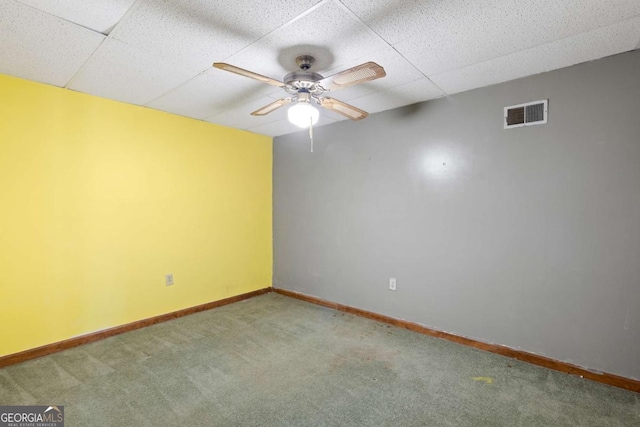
0,74,272,357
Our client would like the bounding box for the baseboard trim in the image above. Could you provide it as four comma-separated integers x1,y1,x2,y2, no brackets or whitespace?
0,287,272,369
273,288,640,393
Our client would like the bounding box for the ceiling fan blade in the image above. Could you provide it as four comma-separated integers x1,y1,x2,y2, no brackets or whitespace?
251,98,292,116
213,63,285,88
319,97,369,121
317,62,386,92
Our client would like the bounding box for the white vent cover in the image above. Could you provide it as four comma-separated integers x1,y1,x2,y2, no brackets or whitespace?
504,99,548,129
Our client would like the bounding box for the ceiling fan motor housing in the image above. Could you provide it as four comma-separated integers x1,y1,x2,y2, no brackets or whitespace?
284,71,324,88
284,55,326,95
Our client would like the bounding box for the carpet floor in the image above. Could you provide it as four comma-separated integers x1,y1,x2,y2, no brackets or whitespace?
1,293,638,426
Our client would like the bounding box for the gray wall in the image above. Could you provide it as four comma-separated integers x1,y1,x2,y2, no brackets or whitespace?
273,49,640,380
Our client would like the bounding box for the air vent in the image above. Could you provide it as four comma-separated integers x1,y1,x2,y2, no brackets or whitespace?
504,99,548,129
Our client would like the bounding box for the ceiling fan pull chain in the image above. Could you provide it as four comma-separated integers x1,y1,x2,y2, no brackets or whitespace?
309,117,314,153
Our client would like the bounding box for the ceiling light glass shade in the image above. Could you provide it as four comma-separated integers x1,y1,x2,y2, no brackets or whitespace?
288,102,319,128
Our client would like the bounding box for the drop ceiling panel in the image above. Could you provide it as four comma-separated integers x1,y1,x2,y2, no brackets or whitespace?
244,120,295,137
356,0,640,76
146,68,275,120
348,78,445,114
69,38,196,106
341,0,475,46
15,0,136,34
0,0,104,87
222,0,389,82
430,17,640,95
347,1,640,47
109,0,323,75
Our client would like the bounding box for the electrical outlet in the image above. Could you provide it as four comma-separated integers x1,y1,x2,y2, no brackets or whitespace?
389,277,397,291
165,274,174,286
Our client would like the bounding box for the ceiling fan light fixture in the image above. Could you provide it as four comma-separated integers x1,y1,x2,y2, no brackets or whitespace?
288,101,319,128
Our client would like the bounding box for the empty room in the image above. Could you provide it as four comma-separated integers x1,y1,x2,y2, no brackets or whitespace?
1,0,639,425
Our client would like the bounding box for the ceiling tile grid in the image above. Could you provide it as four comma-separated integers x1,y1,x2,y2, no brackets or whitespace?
108,0,324,75
0,0,104,87
221,0,389,83
341,0,485,46
2,0,639,137
68,37,197,106
15,0,137,34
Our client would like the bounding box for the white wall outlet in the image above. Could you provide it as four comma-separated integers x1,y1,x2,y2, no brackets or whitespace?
165,274,174,286
389,277,397,291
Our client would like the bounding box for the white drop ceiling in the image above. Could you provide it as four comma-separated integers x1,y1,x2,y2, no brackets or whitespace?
2,0,640,137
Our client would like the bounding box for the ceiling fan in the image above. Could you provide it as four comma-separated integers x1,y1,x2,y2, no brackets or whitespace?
213,55,386,128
